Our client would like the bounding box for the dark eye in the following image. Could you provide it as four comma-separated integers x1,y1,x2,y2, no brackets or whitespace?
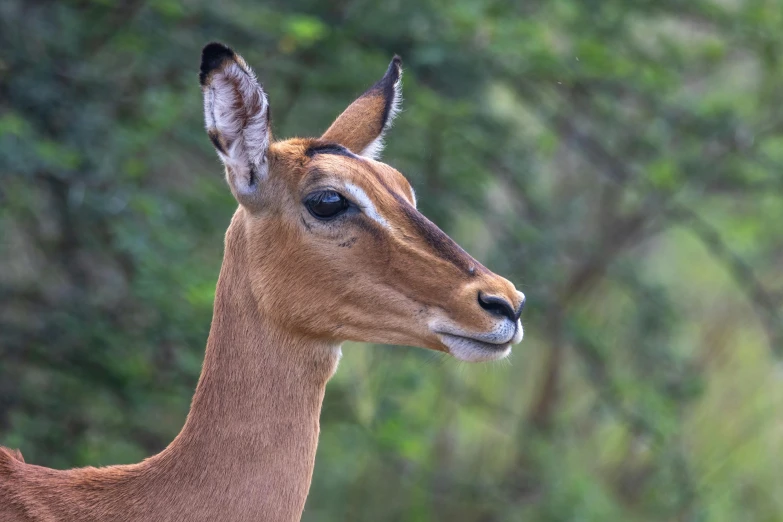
305,190,349,220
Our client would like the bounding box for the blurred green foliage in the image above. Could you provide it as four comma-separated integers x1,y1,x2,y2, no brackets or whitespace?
2,1,783,521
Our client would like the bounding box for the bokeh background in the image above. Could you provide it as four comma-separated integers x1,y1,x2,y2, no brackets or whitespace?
2,1,783,521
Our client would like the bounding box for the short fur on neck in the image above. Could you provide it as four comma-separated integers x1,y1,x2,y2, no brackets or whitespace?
0,212,339,522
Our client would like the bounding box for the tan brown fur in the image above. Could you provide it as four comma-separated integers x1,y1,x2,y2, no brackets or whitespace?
321,94,388,153
321,56,401,158
0,44,524,521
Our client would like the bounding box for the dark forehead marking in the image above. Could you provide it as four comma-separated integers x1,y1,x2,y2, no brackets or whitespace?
367,165,397,194
391,193,479,275
305,143,357,158
360,161,415,205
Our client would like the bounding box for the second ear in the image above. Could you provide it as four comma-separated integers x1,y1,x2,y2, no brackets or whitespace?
320,56,403,160
200,42,271,205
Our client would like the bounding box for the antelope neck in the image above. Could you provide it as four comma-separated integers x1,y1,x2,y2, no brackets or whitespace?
141,211,341,521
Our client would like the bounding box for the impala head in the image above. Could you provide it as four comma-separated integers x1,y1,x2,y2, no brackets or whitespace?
200,43,525,362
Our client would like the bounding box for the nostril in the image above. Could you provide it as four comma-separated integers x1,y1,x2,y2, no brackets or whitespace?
477,292,517,322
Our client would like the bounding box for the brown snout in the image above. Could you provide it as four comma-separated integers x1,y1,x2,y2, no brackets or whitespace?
477,290,525,322
452,274,525,331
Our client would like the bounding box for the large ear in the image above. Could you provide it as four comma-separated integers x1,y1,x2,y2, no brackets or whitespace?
200,42,270,204
320,56,402,160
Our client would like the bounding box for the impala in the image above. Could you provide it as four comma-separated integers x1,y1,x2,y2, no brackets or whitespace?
0,43,526,521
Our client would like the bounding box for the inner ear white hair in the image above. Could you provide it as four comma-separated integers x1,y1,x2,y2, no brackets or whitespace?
359,58,403,160
200,42,269,201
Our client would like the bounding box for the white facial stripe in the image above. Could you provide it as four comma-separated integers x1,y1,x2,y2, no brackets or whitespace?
343,183,390,230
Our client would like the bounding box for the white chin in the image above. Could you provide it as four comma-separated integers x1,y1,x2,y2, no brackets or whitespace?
438,333,513,362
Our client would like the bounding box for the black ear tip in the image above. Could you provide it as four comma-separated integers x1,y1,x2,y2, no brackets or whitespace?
202,42,235,63
200,42,235,85
384,55,402,82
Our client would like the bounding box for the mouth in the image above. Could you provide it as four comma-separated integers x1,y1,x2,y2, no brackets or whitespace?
436,332,515,362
